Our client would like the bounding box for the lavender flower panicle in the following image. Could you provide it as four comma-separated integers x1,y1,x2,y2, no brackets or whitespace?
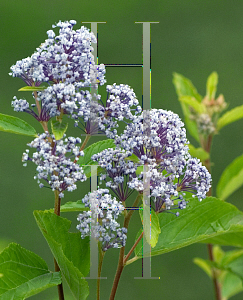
98,83,142,138
76,189,127,251
22,133,86,196
10,20,106,125
10,20,106,87
91,148,138,202
114,108,212,215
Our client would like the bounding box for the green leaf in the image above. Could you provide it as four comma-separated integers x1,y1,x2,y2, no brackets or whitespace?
83,165,104,179
193,246,243,300
34,211,90,300
220,249,243,267
125,153,140,163
193,249,243,299
179,96,206,113
134,197,243,258
173,73,202,102
135,166,143,176
221,252,243,285
217,153,243,200
201,231,243,248
217,104,243,130
215,250,243,292
51,120,68,140
213,245,225,264
206,72,218,100
139,206,161,248
0,113,37,137
58,201,89,213
193,257,212,278
183,113,200,143
78,139,116,179
18,86,47,91
173,73,202,142
78,139,116,166
188,144,209,161
222,272,243,300
0,243,61,300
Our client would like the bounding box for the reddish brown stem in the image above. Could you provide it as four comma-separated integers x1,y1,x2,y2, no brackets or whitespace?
202,134,221,300
54,259,65,300
53,191,65,300
74,134,91,163
33,90,41,116
123,231,143,265
207,243,222,300
109,193,142,300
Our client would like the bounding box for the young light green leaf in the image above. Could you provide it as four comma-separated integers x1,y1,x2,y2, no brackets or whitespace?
217,153,243,200
217,104,243,130
77,139,116,179
0,243,61,300
220,249,243,267
194,251,243,299
177,95,200,142
179,96,206,113
212,250,243,286
188,144,209,161
222,272,243,300
213,245,225,264
78,139,116,166
135,166,143,176
221,252,243,283
34,211,90,300
125,153,140,163
18,86,47,91
206,72,218,100
79,165,103,180
173,72,202,102
184,114,200,143
0,113,37,136
193,257,212,278
173,73,203,142
55,200,89,213
139,206,161,248
134,197,243,259
51,120,68,140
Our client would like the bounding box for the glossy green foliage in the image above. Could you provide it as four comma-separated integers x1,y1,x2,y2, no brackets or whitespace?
78,139,116,178
134,197,243,258
0,243,61,300
51,120,68,140
217,153,243,200
206,71,218,100
194,246,243,299
0,113,36,136
173,73,201,142
217,104,243,130
34,211,90,300
139,205,161,248
18,86,47,92
188,144,209,161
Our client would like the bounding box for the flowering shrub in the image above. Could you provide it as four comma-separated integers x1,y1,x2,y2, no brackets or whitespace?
1,20,243,300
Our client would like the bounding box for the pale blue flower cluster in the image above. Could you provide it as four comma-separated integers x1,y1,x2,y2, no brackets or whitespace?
22,133,86,197
113,109,212,215
92,148,138,202
10,20,105,87
76,189,127,251
98,83,142,138
10,20,106,123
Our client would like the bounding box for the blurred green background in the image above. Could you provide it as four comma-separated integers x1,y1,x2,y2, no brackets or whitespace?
1,0,243,299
